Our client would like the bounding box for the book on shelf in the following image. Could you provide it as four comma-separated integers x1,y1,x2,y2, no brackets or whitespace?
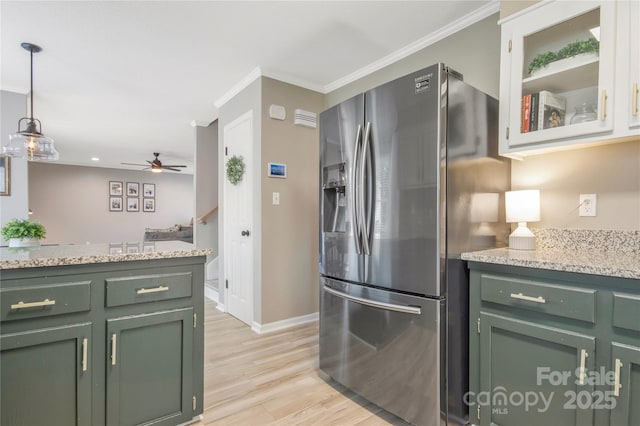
521,94,531,133
529,92,539,132
538,90,566,130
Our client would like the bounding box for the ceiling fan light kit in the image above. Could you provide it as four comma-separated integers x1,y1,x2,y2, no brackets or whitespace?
3,42,59,161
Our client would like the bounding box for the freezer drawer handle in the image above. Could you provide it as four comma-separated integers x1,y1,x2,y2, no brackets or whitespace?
323,285,422,315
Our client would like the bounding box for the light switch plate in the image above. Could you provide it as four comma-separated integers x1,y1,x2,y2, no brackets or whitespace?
272,192,280,205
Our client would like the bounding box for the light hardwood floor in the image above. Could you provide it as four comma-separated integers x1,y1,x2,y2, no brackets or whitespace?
195,299,410,425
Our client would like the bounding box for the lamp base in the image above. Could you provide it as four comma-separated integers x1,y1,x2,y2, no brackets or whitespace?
509,222,536,250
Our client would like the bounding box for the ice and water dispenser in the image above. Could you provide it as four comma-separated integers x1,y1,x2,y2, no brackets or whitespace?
322,163,347,233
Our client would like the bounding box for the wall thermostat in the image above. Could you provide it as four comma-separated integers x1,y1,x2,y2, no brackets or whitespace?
268,163,286,178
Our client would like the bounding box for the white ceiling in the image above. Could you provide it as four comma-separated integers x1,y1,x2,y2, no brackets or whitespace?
1,1,497,173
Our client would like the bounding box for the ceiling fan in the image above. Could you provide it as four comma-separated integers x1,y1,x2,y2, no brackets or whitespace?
121,152,187,173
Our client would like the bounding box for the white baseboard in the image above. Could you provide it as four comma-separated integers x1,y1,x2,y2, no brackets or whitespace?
216,303,225,312
251,312,319,334
204,285,218,303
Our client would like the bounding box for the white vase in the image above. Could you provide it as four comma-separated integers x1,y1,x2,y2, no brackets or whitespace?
8,237,41,248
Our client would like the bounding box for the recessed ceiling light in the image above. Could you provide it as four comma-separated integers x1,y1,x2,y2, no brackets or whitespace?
91,157,100,161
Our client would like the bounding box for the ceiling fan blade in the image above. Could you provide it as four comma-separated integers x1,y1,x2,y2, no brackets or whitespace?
161,164,187,168
120,162,148,167
163,167,183,172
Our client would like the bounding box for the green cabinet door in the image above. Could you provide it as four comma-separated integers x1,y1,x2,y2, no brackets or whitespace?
106,308,193,426
478,312,596,426
610,343,640,426
1,323,92,426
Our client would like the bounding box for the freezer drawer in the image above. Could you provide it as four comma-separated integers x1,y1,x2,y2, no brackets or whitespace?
319,277,443,425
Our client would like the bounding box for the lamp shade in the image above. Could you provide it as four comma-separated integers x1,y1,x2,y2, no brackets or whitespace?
505,190,540,223
470,193,499,223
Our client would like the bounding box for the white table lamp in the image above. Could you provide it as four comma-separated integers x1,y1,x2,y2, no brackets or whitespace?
505,189,540,250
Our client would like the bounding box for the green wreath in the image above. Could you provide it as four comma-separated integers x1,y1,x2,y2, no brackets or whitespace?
226,155,245,185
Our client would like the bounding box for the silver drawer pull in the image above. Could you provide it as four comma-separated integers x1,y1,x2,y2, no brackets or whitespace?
137,285,169,294
11,298,56,309
510,293,546,304
578,349,589,385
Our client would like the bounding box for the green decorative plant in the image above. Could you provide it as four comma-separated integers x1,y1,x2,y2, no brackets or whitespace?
528,37,599,75
226,155,245,185
1,218,46,241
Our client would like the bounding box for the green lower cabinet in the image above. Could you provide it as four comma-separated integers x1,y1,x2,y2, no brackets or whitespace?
106,308,194,426
478,312,596,426
610,343,640,426
0,323,92,426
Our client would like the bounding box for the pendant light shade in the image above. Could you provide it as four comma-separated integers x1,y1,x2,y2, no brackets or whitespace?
3,42,59,161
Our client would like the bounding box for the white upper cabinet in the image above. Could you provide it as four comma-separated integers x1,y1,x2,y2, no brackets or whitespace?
498,1,638,158
626,0,640,130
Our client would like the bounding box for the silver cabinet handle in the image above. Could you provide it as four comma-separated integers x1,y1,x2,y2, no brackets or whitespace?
578,349,589,385
601,90,608,121
137,285,169,294
510,293,546,304
82,338,88,372
111,334,117,366
614,358,623,397
633,83,639,117
350,124,362,255
11,298,56,309
323,285,421,315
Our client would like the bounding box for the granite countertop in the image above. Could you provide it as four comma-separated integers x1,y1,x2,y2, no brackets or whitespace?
461,247,640,280
0,241,213,270
461,229,640,280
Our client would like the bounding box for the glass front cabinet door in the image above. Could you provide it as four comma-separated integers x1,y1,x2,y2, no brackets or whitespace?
499,1,617,157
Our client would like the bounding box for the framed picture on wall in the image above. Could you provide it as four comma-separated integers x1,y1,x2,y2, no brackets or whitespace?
109,181,123,196
127,197,139,212
143,183,155,197
0,156,10,196
109,197,123,212
143,198,155,212
126,182,139,197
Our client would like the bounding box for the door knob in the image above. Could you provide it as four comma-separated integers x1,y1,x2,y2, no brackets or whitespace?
241,230,250,236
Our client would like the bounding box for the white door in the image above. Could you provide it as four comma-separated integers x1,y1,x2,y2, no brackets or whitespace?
223,110,254,326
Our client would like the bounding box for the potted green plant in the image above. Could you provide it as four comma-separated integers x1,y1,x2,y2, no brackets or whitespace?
1,218,46,247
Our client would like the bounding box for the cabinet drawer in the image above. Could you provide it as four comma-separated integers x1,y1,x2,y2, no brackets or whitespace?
612,292,640,332
105,272,192,307
480,274,596,323
1,281,91,322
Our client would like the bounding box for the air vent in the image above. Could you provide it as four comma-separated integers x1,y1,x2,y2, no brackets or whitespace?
294,109,317,128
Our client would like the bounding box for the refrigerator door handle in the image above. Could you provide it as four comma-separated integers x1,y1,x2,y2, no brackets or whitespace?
350,124,363,255
360,121,372,256
323,285,422,315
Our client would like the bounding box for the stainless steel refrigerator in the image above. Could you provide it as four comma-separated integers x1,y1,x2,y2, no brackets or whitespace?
318,63,510,426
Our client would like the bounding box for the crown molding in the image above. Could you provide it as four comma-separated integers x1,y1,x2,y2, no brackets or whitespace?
214,67,262,108
323,0,500,93
190,120,212,128
260,68,326,94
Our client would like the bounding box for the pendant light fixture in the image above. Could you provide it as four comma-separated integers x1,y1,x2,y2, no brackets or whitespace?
3,42,59,161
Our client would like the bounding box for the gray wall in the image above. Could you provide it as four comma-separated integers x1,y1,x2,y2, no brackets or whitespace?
194,121,218,256
260,77,324,324
0,91,29,229
29,163,194,245
217,78,262,320
325,13,502,108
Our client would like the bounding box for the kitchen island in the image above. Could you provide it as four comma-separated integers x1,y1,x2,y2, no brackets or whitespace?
462,229,640,426
1,241,211,426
